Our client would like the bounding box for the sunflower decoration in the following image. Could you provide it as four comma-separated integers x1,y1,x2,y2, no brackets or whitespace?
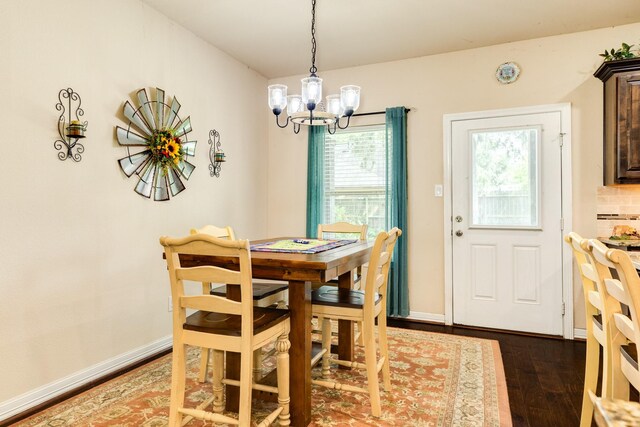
149,129,184,169
115,88,196,201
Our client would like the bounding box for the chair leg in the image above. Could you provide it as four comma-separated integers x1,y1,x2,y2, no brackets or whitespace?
169,342,187,427
321,317,332,378
211,350,225,413
198,348,210,383
276,333,291,426
579,331,599,427
363,319,381,417
253,348,263,381
238,347,253,426
378,314,391,391
362,319,382,417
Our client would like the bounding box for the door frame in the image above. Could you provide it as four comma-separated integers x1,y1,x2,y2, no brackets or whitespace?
442,103,573,338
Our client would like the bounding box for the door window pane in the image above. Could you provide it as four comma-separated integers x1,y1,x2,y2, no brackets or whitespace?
470,127,540,228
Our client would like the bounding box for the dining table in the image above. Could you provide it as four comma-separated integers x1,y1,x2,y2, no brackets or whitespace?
175,236,374,426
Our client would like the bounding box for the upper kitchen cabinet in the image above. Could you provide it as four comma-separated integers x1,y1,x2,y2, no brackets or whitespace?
595,58,640,185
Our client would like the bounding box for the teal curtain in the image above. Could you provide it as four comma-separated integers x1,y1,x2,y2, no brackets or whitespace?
385,107,409,317
306,126,325,238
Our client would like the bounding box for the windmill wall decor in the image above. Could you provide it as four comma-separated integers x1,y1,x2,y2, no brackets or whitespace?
115,87,196,201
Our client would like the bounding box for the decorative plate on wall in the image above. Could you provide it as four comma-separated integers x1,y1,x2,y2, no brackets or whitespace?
495,62,521,84
115,87,196,201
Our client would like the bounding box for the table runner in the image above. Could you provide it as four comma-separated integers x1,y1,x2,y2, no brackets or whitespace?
250,238,357,254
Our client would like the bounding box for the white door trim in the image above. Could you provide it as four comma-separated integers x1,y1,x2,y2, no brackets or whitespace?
443,103,573,339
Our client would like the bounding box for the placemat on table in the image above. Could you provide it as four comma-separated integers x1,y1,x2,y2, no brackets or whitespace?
250,239,357,254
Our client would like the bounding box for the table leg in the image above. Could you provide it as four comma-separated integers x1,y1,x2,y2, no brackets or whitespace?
288,280,312,426
338,271,355,368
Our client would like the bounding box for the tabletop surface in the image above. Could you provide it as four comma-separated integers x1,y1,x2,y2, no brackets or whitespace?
174,236,374,282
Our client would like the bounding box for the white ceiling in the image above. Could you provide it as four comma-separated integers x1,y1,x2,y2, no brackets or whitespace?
142,0,640,79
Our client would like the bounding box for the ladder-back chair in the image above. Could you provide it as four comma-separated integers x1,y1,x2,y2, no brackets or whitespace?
588,239,637,401
161,234,291,426
311,227,401,417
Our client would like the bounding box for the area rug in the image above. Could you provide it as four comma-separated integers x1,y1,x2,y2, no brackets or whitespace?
14,328,511,426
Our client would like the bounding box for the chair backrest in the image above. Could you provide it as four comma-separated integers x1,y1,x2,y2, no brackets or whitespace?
588,239,639,395
565,232,603,316
190,224,236,240
160,234,254,339
317,222,368,240
363,227,402,312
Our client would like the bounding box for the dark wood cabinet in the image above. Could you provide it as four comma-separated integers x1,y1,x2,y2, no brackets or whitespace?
594,58,640,185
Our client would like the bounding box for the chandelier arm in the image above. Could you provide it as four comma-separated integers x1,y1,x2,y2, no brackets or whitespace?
309,0,317,75
275,114,290,129
336,115,352,130
327,123,337,135
294,123,301,134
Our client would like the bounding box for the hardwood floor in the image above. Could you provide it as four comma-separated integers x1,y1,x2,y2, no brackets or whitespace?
389,318,586,427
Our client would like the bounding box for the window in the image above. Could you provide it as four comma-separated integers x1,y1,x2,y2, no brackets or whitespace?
470,127,540,229
322,124,387,239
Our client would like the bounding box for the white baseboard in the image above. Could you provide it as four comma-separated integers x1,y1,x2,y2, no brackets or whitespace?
573,328,587,340
405,311,445,323
0,335,172,422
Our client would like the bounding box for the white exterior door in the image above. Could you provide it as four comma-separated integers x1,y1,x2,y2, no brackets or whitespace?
451,110,565,335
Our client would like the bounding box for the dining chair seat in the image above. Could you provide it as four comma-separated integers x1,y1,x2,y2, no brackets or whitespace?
312,285,381,308
211,282,289,306
185,307,290,336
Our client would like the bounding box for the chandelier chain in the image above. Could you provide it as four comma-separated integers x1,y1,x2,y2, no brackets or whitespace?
309,0,317,75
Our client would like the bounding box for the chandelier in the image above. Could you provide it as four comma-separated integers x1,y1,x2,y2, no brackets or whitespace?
267,0,361,134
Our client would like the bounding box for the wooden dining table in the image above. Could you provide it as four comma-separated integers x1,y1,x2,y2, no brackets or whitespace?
175,236,374,426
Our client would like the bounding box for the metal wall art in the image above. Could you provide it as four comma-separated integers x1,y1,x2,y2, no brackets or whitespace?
115,87,196,201
54,88,88,162
208,129,226,178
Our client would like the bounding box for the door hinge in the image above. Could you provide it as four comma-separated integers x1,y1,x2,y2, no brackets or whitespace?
560,217,564,230
559,132,566,147
561,302,566,316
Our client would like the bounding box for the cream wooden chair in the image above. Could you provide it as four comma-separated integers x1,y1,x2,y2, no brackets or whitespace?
310,227,401,417
565,233,620,426
588,239,640,401
316,222,368,344
161,233,291,427
190,225,288,383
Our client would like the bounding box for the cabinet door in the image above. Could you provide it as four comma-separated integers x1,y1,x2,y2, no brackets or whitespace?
617,72,640,180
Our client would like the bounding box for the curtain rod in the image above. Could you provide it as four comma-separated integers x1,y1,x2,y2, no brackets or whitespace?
353,108,411,118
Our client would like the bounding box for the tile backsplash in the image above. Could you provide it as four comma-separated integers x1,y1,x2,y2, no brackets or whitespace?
597,186,640,236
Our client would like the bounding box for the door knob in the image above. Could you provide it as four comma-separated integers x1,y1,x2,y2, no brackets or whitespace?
455,215,463,222
455,230,463,237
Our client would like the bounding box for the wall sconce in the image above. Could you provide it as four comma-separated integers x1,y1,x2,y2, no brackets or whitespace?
208,129,226,177
54,88,88,162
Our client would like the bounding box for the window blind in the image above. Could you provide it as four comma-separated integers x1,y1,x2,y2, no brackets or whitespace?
322,124,387,239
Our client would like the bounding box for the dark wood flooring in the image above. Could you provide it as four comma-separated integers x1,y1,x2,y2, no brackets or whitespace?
388,318,586,427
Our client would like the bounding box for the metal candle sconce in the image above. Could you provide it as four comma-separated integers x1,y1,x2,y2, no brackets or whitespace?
54,88,88,162
208,129,226,177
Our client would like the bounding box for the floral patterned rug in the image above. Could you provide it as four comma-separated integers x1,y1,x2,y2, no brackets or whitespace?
14,328,511,426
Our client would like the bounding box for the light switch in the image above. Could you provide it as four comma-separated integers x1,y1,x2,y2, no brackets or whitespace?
434,184,443,197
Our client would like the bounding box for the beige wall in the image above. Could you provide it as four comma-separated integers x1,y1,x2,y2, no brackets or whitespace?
267,22,640,328
0,0,267,403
